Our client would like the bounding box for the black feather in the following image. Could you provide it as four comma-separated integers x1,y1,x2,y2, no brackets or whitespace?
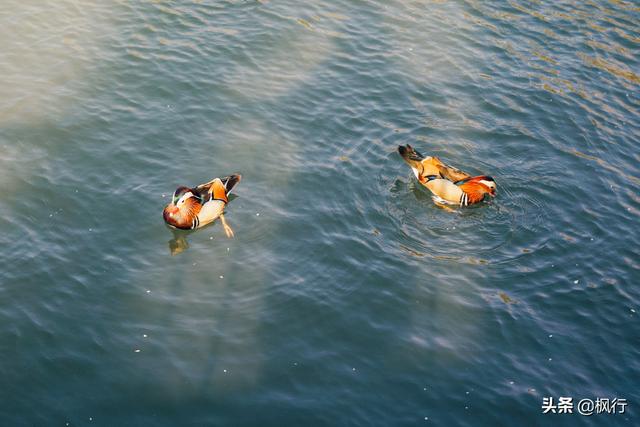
221,174,242,193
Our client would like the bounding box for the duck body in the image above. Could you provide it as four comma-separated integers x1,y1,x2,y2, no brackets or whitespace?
398,144,496,206
163,174,241,236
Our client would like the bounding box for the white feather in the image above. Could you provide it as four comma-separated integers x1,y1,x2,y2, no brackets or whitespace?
479,179,496,190
411,167,420,180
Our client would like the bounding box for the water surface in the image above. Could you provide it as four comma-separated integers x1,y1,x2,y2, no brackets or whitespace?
0,0,639,425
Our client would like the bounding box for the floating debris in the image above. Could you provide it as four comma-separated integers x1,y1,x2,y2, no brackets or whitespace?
296,18,313,30
499,292,517,304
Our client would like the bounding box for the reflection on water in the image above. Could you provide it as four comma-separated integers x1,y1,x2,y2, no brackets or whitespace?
168,229,191,255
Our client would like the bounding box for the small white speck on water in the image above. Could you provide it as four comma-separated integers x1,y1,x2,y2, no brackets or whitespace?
89,418,93,422
227,248,230,252
424,417,429,421
549,334,553,338
89,228,92,232
210,236,213,240
220,275,224,279
146,290,151,293
548,358,552,361
465,406,468,410
466,391,469,395
162,194,166,198
134,349,141,353
631,309,636,313
143,334,148,338
423,387,427,391
293,362,298,366
574,280,579,284
49,214,53,217
352,367,356,371
223,369,227,373
509,381,514,385
256,213,260,216
192,263,197,266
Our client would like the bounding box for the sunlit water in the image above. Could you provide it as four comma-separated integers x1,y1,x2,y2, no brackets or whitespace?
1,1,638,425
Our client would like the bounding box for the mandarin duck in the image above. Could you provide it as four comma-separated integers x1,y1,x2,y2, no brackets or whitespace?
398,144,496,206
163,174,241,237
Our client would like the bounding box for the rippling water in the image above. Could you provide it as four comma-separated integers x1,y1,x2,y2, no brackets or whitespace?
1,1,638,425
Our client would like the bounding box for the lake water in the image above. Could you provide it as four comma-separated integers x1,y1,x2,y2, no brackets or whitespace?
1,1,638,425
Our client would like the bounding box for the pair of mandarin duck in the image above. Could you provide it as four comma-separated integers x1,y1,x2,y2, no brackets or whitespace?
162,145,496,236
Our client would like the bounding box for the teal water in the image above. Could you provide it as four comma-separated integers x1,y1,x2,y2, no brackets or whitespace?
1,0,639,425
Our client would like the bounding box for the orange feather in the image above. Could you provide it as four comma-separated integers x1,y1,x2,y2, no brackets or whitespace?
458,181,493,205
210,180,228,203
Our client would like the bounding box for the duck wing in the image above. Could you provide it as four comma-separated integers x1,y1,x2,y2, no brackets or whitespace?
435,162,471,183
193,174,242,202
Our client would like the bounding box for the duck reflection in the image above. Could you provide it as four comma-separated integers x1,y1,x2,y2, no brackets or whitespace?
167,227,194,255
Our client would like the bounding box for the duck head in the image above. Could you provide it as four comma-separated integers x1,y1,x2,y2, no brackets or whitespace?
163,186,198,228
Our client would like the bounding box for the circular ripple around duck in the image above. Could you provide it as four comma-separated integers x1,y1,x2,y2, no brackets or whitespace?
385,170,552,265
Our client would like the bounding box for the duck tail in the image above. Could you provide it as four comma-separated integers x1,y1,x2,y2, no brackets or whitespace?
221,174,242,193
398,144,425,167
